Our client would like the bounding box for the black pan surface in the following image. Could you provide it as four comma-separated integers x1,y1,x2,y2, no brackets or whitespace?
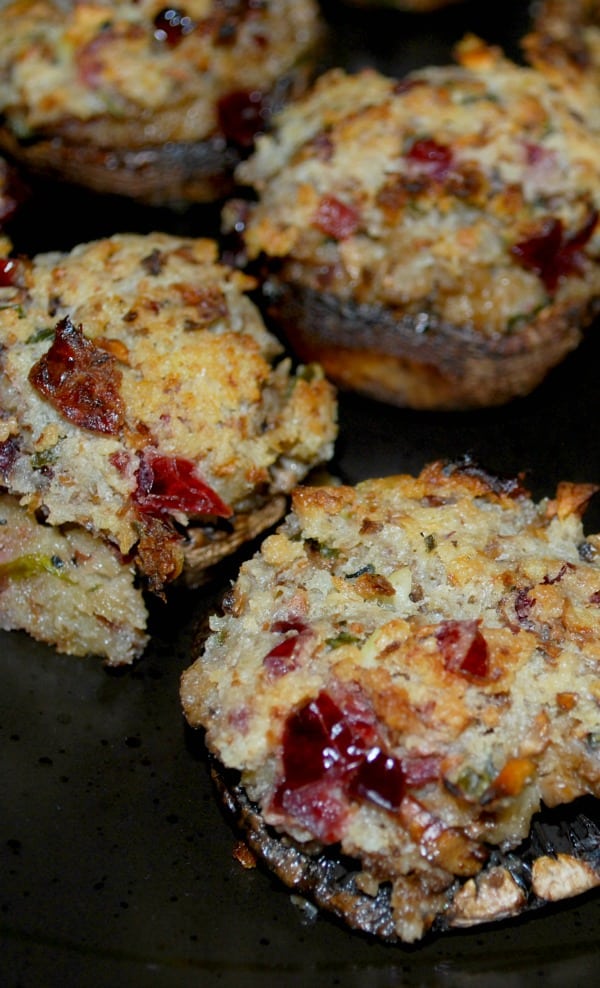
2,2,600,986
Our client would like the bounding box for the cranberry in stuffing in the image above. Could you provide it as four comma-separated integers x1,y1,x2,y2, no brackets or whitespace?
134,451,232,519
28,316,125,435
313,195,360,240
406,138,453,181
274,690,409,843
511,210,598,293
0,258,18,286
436,619,489,678
217,89,269,147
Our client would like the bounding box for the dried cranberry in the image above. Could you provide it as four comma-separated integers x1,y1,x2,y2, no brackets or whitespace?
0,258,18,286
436,620,489,678
349,748,405,810
263,619,309,677
274,690,409,841
263,636,299,678
28,316,125,435
542,562,573,585
402,753,443,788
153,8,196,46
134,451,232,519
514,588,535,622
511,210,598,293
108,450,130,475
406,138,453,181
524,142,550,166
217,89,268,147
279,692,358,790
313,195,360,240
277,778,347,844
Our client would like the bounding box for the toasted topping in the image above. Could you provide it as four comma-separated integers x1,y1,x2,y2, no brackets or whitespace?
182,459,600,941
0,232,336,660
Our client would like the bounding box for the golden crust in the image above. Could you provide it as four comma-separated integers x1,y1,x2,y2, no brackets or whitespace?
524,1,600,129
229,38,600,408
0,0,324,202
0,491,149,665
0,231,337,660
181,459,600,941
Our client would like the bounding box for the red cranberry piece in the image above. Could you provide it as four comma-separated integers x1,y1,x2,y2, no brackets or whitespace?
406,138,453,180
511,210,598,293
0,258,18,286
28,316,125,436
402,753,442,788
0,437,19,481
134,452,232,519
514,588,535,622
270,618,307,634
279,692,358,790
263,636,299,678
436,619,489,678
263,619,309,678
542,562,573,585
277,779,347,844
349,747,405,811
217,89,268,147
275,690,408,838
313,195,360,240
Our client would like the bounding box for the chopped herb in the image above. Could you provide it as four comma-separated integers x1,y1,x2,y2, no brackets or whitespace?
0,302,26,317
0,553,72,582
325,630,360,649
307,538,340,560
31,446,58,469
345,563,375,579
451,764,493,800
26,326,55,345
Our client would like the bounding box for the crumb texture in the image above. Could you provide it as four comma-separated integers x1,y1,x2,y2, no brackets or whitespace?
182,459,600,941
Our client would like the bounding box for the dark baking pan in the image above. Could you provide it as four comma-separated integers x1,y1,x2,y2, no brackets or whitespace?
1,2,599,985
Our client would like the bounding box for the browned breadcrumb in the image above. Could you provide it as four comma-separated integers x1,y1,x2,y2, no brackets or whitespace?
0,0,324,201
182,459,600,941
227,36,600,408
0,232,337,662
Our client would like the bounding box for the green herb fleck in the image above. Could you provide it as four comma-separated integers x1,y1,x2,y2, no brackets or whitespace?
26,326,55,345
31,446,58,470
325,630,360,650
345,563,375,579
0,553,72,582
452,765,493,801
